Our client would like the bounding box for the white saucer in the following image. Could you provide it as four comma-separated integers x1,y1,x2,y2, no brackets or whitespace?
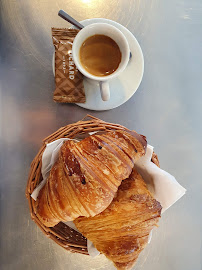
53,18,144,111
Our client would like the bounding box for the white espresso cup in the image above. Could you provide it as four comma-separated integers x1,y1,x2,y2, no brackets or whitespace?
72,23,130,101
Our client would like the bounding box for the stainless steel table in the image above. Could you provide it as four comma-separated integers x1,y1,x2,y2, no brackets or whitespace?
0,1,201,269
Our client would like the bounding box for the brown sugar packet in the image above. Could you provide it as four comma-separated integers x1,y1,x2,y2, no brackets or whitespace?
52,28,86,103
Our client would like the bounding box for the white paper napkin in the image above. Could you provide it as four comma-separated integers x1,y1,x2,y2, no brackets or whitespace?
31,138,186,257
134,145,186,213
31,138,78,201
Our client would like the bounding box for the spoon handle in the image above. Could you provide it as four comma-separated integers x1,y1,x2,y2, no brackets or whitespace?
58,10,84,30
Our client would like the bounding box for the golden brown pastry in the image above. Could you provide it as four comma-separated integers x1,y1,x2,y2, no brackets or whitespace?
74,169,162,270
35,130,147,227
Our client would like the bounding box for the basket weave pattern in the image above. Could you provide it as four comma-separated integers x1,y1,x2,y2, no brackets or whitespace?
26,115,159,255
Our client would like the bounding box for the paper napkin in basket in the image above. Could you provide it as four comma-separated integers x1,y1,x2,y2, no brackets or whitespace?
134,145,186,213
31,138,186,257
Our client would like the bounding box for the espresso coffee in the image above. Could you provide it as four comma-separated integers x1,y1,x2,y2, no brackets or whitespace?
80,35,121,77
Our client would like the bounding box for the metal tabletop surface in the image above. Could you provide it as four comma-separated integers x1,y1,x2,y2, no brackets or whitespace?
0,1,201,270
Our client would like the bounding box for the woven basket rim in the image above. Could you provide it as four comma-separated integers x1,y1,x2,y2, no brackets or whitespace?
25,114,160,255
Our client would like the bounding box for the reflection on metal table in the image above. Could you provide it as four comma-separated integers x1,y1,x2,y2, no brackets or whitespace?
0,0,201,270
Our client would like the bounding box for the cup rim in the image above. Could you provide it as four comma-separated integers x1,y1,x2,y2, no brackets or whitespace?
72,23,130,81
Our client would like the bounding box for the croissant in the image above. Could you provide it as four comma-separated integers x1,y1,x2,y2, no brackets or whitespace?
74,169,162,270
35,130,147,227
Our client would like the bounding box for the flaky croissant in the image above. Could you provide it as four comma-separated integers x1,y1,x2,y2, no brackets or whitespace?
35,130,147,227
74,169,162,270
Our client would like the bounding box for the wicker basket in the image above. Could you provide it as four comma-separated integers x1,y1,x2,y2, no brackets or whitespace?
26,115,160,255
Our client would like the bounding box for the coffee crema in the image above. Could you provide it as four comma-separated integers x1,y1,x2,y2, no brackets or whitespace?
79,35,121,77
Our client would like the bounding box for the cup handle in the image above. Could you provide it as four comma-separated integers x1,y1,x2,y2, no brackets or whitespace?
99,81,110,101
